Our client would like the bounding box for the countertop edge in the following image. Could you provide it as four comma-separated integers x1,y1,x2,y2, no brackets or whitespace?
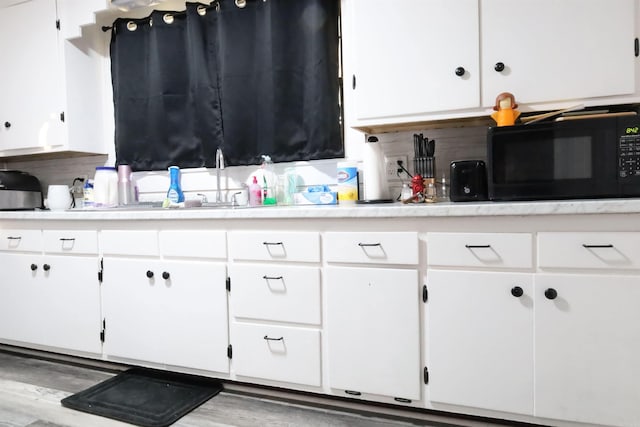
2,198,640,220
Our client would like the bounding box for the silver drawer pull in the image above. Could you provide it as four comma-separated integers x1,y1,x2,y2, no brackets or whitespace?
358,242,381,247
7,236,21,240
582,244,614,249
263,241,283,246
263,275,284,280
263,335,284,341
465,244,491,249
59,238,76,242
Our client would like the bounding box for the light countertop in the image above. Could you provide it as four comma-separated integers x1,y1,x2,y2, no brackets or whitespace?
3,198,640,221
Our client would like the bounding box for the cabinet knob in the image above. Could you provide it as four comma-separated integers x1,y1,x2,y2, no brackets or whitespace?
544,288,558,300
455,67,466,77
146,270,154,278
162,271,170,280
43,264,51,272
511,286,524,297
4,121,10,129
30,263,37,271
494,62,505,72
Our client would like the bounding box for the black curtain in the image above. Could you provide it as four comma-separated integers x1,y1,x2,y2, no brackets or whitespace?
111,0,342,171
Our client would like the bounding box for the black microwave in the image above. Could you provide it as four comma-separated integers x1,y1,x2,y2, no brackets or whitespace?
487,114,640,201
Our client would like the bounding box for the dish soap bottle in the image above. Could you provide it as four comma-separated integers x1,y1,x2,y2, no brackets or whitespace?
261,155,277,205
167,166,185,203
249,175,262,206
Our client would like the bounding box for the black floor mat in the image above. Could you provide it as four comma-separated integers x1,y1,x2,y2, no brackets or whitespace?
60,367,223,427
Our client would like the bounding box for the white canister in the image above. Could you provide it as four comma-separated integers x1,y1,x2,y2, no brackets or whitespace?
93,166,118,207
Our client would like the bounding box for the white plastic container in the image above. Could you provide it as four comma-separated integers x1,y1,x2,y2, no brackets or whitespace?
93,166,118,207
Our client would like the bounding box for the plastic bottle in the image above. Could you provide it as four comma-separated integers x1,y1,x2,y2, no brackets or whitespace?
249,175,262,206
261,155,277,205
167,166,185,203
93,166,118,207
83,179,94,208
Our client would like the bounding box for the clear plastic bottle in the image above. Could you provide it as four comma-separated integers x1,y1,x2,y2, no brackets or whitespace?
167,166,185,203
249,175,262,206
261,155,277,205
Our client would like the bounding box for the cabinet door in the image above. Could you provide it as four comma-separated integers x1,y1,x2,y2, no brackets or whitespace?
350,0,480,121
101,258,165,363
159,260,228,373
326,266,420,400
481,0,636,106
535,274,640,427
0,253,101,354
35,255,101,354
0,252,40,343
101,258,229,373
426,270,534,415
0,0,64,152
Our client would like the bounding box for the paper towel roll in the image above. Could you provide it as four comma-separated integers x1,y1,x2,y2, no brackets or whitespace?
362,137,390,201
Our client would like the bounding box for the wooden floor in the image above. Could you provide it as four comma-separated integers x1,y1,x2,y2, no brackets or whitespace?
0,349,504,427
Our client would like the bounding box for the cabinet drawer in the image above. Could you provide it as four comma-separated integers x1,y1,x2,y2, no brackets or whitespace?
538,232,640,270
229,231,320,263
0,229,41,252
232,323,321,387
229,264,321,325
159,230,226,259
43,230,98,255
324,232,418,265
100,230,158,256
428,233,533,269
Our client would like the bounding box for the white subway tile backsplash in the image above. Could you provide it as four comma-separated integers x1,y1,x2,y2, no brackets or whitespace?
4,126,487,201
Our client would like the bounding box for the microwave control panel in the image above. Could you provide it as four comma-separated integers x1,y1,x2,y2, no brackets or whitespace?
618,134,640,178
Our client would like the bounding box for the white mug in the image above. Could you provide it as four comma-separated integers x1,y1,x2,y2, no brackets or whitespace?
47,185,72,211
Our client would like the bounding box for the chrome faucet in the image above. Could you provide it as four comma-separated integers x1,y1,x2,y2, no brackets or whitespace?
215,147,225,203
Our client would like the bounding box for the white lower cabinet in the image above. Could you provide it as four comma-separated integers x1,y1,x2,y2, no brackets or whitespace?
101,257,229,373
427,231,640,426
325,266,421,401
0,252,100,354
535,273,640,427
228,230,322,387
100,229,229,373
0,229,101,355
426,270,534,415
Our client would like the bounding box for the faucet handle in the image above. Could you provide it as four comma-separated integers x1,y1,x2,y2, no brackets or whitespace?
197,193,208,203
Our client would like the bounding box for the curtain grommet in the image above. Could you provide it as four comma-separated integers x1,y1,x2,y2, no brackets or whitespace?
197,5,207,16
126,21,137,31
163,13,174,24
235,0,246,8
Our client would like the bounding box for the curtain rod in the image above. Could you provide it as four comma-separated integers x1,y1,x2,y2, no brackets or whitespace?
102,0,259,32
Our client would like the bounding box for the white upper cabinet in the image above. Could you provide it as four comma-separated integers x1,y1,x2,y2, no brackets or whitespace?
0,0,64,152
346,0,639,128
350,0,480,121
480,0,636,107
0,0,108,157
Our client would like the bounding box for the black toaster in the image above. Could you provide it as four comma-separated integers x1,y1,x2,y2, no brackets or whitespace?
449,160,488,202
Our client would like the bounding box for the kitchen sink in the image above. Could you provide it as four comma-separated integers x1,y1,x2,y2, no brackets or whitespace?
70,201,248,212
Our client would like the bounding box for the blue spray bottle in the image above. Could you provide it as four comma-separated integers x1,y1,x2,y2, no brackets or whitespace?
167,166,185,203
